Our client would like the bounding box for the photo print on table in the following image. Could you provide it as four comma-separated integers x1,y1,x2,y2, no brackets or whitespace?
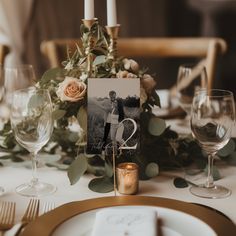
87,78,140,155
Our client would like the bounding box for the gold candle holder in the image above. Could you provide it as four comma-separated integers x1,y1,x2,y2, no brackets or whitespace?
116,162,139,195
106,25,120,64
82,18,98,76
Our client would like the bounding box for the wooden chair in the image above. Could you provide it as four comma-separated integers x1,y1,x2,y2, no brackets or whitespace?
40,37,227,89
0,44,10,66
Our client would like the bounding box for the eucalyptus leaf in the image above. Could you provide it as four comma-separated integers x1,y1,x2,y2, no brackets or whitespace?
67,154,88,185
11,156,24,162
77,106,87,132
88,177,114,193
63,159,73,165
38,154,61,163
68,132,79,143
105,162,113,178
0,155,12,160
46,163,68,170
152,91,161,107
40,67,64,84
145,162,159,178
218,139,235,158
148,117,166,136
225,152,236,166
87,164,105,176
28,94,44,109
93,55,106,66
52,110,66,120
173,177,188,188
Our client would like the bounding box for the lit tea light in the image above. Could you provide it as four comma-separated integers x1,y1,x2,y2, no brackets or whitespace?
116,162,139,195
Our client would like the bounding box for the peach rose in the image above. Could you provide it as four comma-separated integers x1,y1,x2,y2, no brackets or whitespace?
56,77,86,102
141,74,157,94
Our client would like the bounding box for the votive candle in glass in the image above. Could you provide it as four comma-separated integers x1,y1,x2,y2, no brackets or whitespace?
116,162,139,195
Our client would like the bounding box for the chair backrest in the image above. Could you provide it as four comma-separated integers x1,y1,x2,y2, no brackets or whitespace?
0,44,10,66
41,37,227,89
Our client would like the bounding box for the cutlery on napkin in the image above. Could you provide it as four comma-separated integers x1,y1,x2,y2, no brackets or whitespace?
91,207,157,236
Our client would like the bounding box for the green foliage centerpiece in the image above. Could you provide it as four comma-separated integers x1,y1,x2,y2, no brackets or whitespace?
1,20,236,193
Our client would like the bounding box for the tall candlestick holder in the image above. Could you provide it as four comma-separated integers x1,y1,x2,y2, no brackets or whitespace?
106,25,120,71
82,18,98,77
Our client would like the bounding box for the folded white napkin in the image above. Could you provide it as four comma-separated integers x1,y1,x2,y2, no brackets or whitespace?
91,207,157,236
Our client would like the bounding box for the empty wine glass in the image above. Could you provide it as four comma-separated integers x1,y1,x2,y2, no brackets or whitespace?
4,64,36,91
190,89,235,198
177,63,208,127
4,64,36,105
10,87,56,197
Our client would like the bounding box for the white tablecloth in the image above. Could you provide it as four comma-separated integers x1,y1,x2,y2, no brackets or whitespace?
0,162,236,224
0,121,235,225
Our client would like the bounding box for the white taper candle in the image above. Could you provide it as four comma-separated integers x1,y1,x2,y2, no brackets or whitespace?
84,0,94,20
107,0,117,26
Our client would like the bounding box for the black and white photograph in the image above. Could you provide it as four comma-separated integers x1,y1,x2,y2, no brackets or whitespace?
87,78,140,154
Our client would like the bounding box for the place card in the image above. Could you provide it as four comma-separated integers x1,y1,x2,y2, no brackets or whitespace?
91,207,157,236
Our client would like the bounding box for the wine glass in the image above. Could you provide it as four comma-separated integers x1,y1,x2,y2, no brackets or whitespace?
10,87,56,197
190,89,235,198
1,64,36,123
4,64,36,105
177,63,208,127
4,64,36,91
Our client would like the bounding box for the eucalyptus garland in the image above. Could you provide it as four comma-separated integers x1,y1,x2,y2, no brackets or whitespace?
0,21,236,193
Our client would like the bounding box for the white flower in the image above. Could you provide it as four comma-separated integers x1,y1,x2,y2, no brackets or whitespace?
127,72,138,78
116,70,137,78
56,76,86,102
123,58,139,72
80,72,87,82
65,62,73,70
117,70,129,78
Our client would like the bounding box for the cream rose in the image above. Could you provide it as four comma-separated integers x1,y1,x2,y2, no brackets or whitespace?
56,77,86,102
117,70,129,78
117,70,138,78
123,58,139,72
141,74,157,94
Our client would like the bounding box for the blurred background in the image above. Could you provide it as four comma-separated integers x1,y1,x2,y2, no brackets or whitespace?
0,0,235,94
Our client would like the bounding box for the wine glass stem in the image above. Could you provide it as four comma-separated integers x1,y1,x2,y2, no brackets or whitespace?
31,151,39,186
205,154,214,188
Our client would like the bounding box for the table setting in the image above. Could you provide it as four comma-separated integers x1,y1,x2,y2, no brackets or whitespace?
0,0,235,235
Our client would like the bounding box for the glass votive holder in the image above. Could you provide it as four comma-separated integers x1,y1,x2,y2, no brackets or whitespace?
116,162,139,195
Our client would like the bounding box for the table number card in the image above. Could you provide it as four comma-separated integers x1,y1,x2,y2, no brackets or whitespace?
87,78,140,155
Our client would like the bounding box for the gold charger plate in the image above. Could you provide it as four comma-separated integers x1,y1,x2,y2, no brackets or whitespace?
21,196,236,236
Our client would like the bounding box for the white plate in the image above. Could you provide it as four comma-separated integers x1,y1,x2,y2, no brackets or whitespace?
21,196,235,236
52,206,216,236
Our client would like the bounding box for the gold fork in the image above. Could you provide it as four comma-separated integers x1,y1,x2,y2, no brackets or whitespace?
21,199,40,223
0,201,16,232
14,198,40,236
42,202,55,215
